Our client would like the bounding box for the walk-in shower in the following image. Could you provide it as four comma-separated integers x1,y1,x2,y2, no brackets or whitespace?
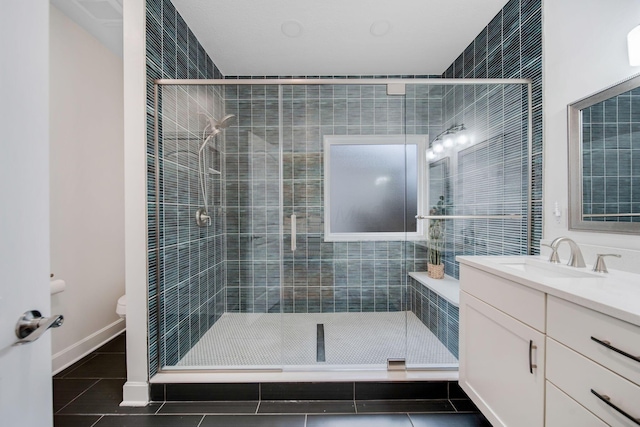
150,79,532,377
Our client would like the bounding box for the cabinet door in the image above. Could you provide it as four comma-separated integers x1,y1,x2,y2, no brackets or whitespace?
459,291,545,427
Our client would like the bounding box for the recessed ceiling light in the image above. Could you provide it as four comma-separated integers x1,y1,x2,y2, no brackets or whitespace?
281,21,303,38
370,20,391,37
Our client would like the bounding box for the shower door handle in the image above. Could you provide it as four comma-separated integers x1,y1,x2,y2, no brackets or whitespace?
291,214,297,252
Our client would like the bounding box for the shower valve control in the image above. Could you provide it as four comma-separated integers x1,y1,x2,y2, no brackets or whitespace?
196,207,211,227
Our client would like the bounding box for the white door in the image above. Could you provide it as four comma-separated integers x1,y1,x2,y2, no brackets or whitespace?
0,0,54,425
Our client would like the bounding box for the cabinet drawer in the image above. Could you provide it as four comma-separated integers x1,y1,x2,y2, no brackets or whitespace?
548,296,640,386
546,381,608,427
459,265,545,332
547,338,640,427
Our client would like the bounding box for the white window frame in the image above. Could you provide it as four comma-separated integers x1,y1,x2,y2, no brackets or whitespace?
323,134,427,242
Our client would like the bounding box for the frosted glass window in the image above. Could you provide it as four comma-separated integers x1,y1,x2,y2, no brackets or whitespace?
324,135,424,241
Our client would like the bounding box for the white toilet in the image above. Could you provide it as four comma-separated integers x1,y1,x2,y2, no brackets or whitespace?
116,295,127,319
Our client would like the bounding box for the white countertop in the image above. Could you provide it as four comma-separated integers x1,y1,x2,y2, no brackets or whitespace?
457,255,640,327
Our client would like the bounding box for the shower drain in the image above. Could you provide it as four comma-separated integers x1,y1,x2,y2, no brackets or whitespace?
316,324,325,362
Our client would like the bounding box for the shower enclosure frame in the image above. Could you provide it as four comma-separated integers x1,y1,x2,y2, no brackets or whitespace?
151,77,534,377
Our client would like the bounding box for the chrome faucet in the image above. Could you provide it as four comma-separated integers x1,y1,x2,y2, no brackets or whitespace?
549,237,586,268
592,254,621,273
541,243,560,264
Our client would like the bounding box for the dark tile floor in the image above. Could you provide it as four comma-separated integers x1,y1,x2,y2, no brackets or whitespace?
54,333,491,427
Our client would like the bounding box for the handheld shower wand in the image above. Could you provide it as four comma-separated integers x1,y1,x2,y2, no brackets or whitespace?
195,114,235,227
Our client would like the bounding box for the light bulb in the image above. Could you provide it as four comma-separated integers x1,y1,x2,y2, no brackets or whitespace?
629,25,640,66
433,142,443,153
426,150,436,160
443,137,454,148
457,134,468,145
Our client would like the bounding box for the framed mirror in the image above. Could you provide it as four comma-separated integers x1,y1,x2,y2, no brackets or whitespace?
568,74,640,234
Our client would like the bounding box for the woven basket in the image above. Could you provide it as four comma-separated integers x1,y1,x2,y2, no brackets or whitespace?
427,263,444,279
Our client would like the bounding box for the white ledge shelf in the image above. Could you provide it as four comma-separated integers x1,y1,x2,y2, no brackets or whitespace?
409,272,460,307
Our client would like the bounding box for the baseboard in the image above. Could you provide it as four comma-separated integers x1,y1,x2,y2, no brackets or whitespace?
122,381,149,406
147,380,462,402
52,319,125,375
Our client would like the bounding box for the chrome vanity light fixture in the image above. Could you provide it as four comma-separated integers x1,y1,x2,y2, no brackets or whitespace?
425,124,467,162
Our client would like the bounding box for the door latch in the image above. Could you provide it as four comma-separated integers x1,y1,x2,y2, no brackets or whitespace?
14,310,64,345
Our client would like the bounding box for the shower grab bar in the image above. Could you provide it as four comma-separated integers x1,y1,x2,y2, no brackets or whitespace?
415,214,523,220
291,214,297,252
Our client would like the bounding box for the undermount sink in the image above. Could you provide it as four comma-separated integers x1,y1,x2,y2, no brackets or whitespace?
496,258,601,279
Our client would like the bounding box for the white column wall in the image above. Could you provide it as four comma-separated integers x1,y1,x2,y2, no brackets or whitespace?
122,0,150,406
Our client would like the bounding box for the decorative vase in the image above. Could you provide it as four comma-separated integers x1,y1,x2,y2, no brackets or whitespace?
427,263,444,279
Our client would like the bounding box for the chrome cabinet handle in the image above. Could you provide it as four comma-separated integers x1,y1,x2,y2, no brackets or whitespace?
591,389,640,425
529,340,537,374
591,336,640,363
14,310,64,345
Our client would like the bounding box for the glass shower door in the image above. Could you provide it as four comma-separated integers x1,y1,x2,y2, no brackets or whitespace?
154,84,233,370
218,84,283,369
404,83,460,369
156,83,284,370
404,82,531,369
279,83,411,369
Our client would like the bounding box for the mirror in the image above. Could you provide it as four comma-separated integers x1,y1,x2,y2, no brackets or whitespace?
568,74,640,234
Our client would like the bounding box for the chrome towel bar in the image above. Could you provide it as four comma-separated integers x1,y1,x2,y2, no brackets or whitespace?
415,214,523,220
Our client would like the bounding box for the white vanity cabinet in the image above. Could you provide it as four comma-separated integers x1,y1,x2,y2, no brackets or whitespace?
459,266,546,427
458,256,640,427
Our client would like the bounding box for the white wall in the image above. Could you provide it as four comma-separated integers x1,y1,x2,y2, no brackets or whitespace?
543,0,640,272
49,5,125,373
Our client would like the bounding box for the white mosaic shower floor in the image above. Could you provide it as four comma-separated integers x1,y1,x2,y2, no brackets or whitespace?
176,312,457,368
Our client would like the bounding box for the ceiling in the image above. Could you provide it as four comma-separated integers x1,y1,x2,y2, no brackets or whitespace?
171,0,510,76
51,0,123,57
51,0,512,76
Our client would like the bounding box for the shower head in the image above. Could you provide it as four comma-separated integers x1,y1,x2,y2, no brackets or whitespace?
212,114,235,130
199,113,235,152
199,113,236,132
